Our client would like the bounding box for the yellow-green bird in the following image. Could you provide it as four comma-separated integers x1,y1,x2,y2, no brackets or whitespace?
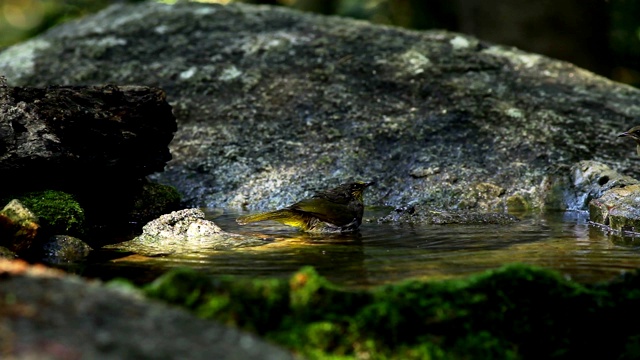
619,125,640,155
236,181,374,233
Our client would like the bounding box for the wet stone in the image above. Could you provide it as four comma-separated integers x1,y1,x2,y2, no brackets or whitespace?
0,199,39,253
106,208,269,256
378,205,519,225
42,235,92,263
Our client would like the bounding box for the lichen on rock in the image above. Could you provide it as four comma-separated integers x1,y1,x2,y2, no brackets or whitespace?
1,2,638,212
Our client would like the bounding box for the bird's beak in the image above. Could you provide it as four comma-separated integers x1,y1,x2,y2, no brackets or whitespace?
364,181,376,188
619,132,629,138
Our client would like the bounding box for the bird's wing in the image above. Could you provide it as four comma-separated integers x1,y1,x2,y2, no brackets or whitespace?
289,197,353,226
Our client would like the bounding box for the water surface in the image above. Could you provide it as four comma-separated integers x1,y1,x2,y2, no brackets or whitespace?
69,209,640,289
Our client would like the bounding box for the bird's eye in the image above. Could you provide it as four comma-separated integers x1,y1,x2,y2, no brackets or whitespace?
634,130,640,136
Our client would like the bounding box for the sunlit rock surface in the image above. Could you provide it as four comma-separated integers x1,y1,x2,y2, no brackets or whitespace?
1,2,639,211
107,208,268,255
589,182,640,234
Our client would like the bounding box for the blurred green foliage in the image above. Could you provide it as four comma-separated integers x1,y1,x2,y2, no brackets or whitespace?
143,264,640,359
1,0,639,85
0,0,115,48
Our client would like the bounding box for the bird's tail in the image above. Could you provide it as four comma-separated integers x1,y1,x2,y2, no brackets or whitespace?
237,209,300,225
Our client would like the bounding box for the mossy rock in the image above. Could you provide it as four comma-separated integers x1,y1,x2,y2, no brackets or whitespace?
142,264,640,359
17,190,85,237
128,183,182,225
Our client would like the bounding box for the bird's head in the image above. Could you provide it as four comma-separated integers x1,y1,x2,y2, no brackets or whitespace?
347,181,375,201
618,126,640,143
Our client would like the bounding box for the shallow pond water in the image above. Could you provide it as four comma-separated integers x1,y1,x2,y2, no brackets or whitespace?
65,209,640,289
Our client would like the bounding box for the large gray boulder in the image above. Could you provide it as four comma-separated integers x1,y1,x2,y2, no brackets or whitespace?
0,2,638,211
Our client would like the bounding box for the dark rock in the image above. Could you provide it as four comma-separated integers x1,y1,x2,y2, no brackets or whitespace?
378,204,519,225
0,3,638,211
0,77,176,190
0,259,296,360
127,182,182,225
107,208,268,255
0,74,180,239
0,199,39,253
42,235,92,263
80,179,184,244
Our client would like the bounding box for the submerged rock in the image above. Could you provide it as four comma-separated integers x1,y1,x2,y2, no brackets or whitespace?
378,205,519,225
1,2,638,211
41,235,92,263
107,208,268,255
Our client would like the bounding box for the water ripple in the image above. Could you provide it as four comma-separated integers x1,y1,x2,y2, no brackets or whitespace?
73,210,640,288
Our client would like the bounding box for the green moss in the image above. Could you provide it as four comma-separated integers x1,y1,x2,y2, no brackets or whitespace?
18,190,85,236
142,264,640,359
129,183,182,224
145,268,217,308
145,268,290,333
